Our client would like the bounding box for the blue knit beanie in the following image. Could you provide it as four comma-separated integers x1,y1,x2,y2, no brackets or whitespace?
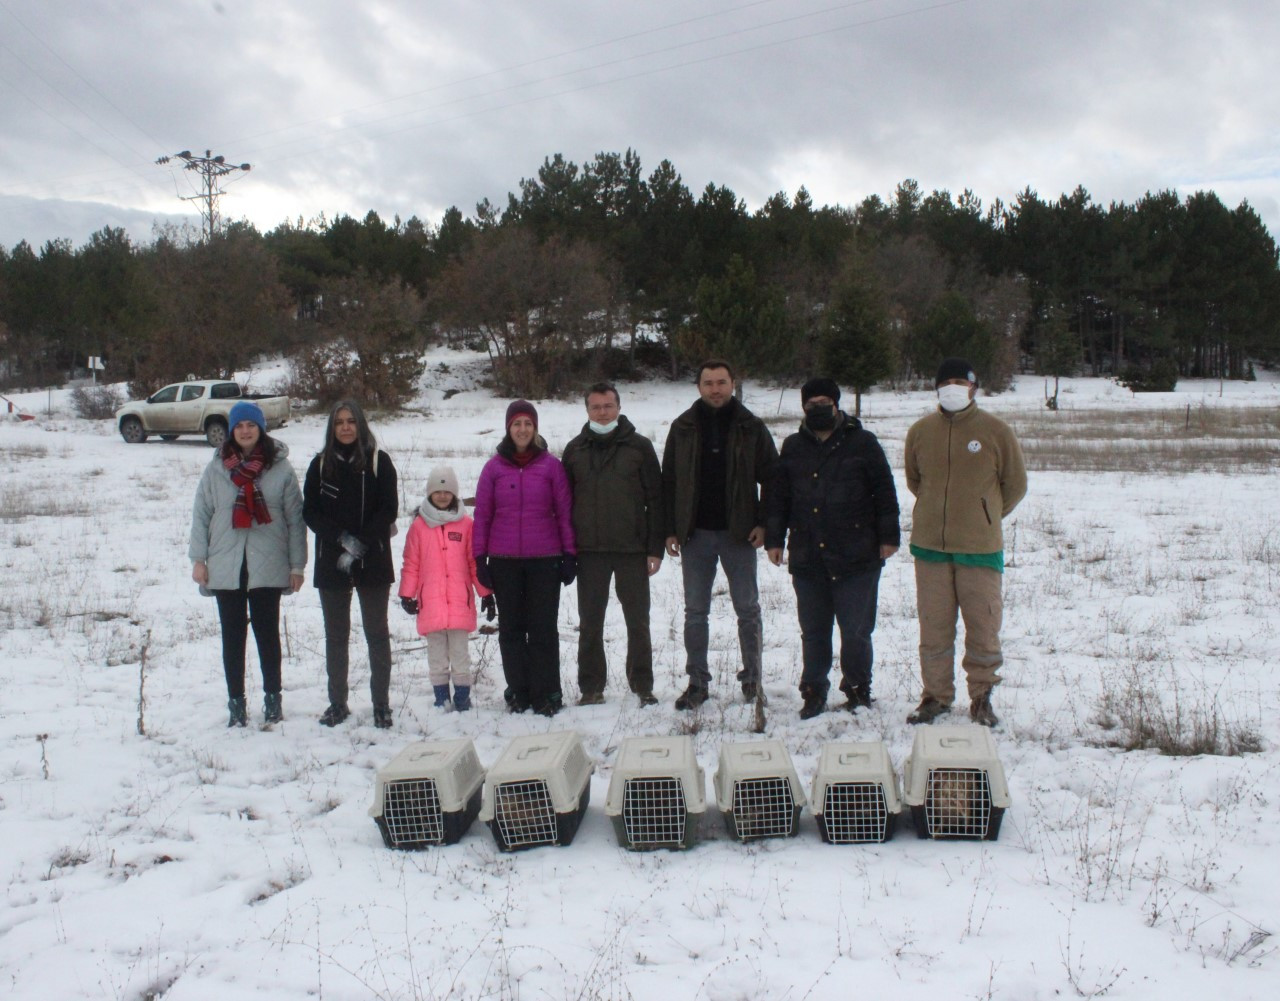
228,400,266,432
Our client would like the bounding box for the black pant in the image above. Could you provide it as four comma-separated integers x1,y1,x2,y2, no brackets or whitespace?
319,584,392,710
575,552,653,696
792,568,881,697
214,572,282,699
490,557,562,710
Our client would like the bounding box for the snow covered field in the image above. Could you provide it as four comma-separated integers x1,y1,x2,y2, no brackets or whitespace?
2,361,1278,1000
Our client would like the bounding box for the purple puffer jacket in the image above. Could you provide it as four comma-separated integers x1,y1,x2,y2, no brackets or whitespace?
473,446,576,559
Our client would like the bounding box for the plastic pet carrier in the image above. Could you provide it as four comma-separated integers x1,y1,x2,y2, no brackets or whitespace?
479,731,594,851
604,735,706,851
714,740,805,842
810,741,902,844
902,724,1010,840
369,738,485,849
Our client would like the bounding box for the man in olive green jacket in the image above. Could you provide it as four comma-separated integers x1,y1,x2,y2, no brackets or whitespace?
562,382,664,707
904,358,1027,727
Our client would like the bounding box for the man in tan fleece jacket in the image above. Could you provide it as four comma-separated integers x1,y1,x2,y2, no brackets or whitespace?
904,358,1027,727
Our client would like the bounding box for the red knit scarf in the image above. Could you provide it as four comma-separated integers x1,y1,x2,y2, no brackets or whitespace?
224,446,272,528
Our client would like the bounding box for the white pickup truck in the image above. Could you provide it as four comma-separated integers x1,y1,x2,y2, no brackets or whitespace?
115,380,291,447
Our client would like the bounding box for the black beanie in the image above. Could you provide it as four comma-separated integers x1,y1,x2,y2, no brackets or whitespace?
935,358,977,387
801,377,841,406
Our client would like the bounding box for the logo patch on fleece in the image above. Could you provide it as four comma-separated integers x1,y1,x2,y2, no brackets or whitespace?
967,440,982,453
448,531,463,542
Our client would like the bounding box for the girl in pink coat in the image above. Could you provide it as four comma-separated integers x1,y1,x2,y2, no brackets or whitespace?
398,466,493,711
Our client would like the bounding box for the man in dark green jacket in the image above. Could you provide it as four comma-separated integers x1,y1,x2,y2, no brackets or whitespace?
662,360,778,710
562,382,664,707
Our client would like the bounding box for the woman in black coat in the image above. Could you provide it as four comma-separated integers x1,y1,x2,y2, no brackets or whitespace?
303,400,399,728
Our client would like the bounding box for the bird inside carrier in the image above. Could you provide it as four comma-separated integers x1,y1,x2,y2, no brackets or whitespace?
479,731,594,851
369,738,485,849
604,735,706,851
810,741,902,845
902,724,1010,840
714,740,805,842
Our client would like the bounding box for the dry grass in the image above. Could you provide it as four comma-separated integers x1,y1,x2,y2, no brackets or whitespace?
1013,406,1280,473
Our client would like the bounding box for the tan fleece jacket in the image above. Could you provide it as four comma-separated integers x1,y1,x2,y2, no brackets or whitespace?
904,403,1027,554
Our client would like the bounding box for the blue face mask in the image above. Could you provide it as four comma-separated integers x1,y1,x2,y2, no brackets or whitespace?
589,419,619,435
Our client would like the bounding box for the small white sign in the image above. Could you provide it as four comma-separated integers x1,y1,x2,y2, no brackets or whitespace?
87,356,106,371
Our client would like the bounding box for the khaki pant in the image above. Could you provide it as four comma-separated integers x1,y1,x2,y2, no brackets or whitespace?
426,628,472,687
914,560,1003,703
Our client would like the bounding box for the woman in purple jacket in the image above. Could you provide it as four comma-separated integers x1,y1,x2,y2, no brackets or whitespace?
473,400,577,715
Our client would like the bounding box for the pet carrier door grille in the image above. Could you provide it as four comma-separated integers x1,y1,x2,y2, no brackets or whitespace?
382,778,444,848
924,768,992,838
493,779,558,848
822,782,889,844
731,777,797,840
622,776,687,847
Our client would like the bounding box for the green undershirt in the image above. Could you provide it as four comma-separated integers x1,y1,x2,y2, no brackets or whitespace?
909,544,1004,573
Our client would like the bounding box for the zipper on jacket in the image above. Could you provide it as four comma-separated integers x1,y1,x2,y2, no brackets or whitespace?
981,497,992,525
942,420,952,550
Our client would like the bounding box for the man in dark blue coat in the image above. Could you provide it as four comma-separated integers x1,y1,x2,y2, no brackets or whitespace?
765,378,900,719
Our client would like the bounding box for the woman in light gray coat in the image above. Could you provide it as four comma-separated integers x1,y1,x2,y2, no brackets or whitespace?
190,401,307,726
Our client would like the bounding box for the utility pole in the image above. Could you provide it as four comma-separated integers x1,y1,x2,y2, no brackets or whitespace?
156,150,252,241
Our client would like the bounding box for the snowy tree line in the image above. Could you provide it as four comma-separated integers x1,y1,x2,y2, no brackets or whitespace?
1,149,1278,402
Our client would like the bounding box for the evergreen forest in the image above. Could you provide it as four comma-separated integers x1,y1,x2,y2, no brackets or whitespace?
2,149,1277,404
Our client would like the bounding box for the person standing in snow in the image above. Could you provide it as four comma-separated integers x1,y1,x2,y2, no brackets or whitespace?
302,400,399,729
472,400,576,716
904,358,1027,728
765,378,900,720
561,382,664,708
662,360,778,710
190,401,306,727
398,466,493,712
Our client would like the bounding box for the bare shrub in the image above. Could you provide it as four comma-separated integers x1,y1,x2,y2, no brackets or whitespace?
70,383,124,419
1091,663,1263,756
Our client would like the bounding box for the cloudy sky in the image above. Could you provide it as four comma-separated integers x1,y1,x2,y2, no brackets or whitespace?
1,0,1277,250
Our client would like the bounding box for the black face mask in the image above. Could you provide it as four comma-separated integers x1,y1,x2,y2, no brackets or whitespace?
805,404,836,431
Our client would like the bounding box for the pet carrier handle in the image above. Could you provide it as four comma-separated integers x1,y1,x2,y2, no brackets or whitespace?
408,749,447,764
838,751,872,766
939,737,975,750
638,748,671,760
741,749,772,762
516,745,549,760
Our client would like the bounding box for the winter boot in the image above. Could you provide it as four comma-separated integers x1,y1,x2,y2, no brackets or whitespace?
452,686,472,712
906,697,951,725
577,691,605,706
636,691,658,707
674,685,709,711
970,692,999,727
842,685,873,712
799,686,826,720
373,705,393,729
263,692,282,724
319,703,350,727
433,685,452,708
227,697,248,728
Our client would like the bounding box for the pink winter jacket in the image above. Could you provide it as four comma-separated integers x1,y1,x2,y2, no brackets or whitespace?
398,512,492,635
472,445,576,559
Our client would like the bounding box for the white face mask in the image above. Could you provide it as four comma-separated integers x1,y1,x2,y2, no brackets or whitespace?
589,419,619,435
937,384,973,412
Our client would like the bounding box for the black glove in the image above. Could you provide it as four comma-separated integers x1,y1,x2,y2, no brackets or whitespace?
559,554,577,587
481,594,496,621
475,556,493,591
400,596,419,616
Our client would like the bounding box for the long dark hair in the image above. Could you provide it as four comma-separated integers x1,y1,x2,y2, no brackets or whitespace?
221,429,278,467
320,399,377,476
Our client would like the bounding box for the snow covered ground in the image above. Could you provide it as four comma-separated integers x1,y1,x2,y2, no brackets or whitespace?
2,359,1278,1000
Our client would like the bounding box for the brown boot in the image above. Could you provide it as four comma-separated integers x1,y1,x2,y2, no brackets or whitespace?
970,692,999,727
906,697,951,725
